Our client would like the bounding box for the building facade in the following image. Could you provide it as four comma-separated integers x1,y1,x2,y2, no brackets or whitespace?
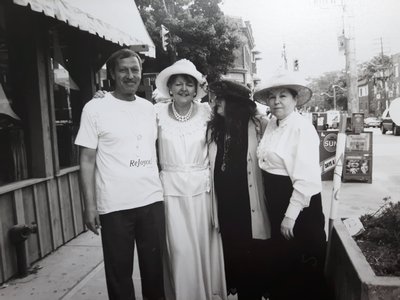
223,17,261,89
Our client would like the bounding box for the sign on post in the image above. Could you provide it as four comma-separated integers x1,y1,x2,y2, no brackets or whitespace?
319,131,338,181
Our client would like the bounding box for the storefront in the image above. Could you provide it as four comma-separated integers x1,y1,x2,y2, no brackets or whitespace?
0,0,154,283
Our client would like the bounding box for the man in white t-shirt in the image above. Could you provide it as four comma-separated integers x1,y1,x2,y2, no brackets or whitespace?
75,49,165,300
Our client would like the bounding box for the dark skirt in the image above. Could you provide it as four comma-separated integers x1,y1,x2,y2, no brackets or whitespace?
262,171,328,300
214,128,270,298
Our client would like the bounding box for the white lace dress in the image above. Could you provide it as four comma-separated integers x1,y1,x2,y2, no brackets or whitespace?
155,101,227,300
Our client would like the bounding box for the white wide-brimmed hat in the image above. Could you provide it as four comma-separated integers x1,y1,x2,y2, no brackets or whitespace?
254,71,312,106
155,59,207,101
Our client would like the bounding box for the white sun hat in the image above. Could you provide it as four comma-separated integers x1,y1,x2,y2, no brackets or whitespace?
254,71,312,106
155,59,208,101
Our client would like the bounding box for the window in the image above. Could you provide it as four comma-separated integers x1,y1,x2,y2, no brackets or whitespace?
0,6,29,185
49,28,80,168
358,86,368,97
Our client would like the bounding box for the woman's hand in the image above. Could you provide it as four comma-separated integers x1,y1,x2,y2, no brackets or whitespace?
93,90,107,98
281,216,295,240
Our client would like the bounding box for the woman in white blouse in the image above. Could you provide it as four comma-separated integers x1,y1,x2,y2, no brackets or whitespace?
254,71,327,300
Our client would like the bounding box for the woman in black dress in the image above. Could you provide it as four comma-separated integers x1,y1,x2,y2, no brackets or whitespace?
254,71,327,300
207,80,271,300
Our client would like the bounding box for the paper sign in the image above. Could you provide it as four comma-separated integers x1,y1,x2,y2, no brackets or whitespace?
343,218,365,236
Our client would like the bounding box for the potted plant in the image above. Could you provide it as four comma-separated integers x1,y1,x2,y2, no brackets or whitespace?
325,198,400,300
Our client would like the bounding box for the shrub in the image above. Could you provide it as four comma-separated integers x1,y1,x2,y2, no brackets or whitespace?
356,198,400,276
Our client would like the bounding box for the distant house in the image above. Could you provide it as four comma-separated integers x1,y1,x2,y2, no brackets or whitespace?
391,53,400,100
223,17,261,89
358,78,373,116
360,54,398,116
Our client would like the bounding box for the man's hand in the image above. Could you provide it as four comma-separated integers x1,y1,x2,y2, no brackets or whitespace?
281,216,296,240
93,90,107,98
84,207,101,235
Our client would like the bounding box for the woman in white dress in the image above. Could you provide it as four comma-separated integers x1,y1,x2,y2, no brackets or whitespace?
155,59,227,300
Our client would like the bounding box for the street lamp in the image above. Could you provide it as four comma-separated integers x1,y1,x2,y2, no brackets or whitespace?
321,85,347,111
332,85,346,111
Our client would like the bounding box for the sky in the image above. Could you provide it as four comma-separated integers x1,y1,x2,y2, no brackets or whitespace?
220,0,400,83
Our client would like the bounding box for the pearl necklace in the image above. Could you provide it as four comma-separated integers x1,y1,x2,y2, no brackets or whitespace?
172,102,193,122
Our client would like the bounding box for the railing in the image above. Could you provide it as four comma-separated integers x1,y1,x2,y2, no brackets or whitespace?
0,166,85,284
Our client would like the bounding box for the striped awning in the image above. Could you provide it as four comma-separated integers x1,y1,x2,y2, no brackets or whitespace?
13,0,156,57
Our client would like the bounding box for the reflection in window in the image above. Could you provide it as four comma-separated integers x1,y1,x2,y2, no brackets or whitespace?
95,64,109,91
49,28,80,168
0,9,29,185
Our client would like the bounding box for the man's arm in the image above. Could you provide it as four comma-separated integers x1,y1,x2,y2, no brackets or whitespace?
79,147,100,235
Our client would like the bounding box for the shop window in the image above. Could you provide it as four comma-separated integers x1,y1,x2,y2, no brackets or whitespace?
0,7,29,185
49,28,80,168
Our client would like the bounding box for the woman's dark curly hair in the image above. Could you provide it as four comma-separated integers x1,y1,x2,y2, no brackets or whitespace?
206,80,258,146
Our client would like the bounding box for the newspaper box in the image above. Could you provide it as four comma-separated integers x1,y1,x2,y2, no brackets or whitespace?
342,132,373,183
312,112,328,131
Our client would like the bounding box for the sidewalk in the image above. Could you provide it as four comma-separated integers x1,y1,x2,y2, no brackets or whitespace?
1,174,397,300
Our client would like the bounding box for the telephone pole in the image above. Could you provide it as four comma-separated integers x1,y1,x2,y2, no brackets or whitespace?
343,1,359,114
380,37,389,111
281,43,288,70
315,0,359,113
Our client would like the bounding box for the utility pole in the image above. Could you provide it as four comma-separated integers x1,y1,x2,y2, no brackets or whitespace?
380,37,388,111
343,1,359,114
281,43,288,70
314,0,359,113
345,35,359,113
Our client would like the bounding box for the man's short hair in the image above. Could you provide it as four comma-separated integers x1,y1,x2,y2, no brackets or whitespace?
106,48,142,75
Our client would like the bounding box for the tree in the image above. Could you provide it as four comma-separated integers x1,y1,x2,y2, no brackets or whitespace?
358,55,392,81
135,0,242,82
306,71,348,111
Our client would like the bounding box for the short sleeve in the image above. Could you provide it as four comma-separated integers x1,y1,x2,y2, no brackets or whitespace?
74,107,98,149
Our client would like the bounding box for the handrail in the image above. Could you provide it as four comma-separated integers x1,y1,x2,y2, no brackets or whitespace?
0,166,80,195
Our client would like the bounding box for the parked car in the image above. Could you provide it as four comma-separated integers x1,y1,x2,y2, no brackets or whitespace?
380,108,400,135
364,117,381,128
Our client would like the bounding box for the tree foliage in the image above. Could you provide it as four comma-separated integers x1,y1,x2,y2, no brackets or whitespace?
306,71,347,111
135,0,242,81
358,55,393,81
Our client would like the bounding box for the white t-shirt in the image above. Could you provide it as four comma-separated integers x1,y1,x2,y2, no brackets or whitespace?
75,93,163,214
257,111,322,221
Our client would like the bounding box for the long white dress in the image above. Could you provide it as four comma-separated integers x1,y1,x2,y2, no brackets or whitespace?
155,101,227,300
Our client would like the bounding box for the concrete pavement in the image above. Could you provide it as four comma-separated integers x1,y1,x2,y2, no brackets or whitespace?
1,129,398,300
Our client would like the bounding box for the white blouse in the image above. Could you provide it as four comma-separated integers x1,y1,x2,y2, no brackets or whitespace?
257,111,322,221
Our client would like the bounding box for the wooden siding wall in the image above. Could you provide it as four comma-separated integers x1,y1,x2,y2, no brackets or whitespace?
0,169,84,283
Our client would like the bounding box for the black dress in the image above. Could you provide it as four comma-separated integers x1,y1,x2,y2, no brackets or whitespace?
214,125,268,299
262,171,327,300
